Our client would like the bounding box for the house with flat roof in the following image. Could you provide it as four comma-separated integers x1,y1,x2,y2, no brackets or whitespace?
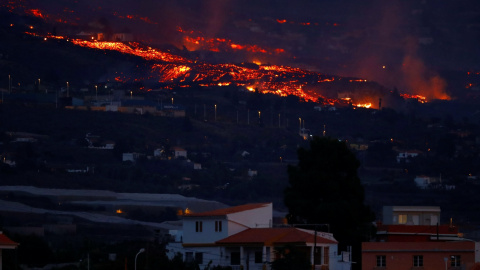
362,206,480,270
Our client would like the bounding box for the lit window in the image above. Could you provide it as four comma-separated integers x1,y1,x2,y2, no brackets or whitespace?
215,221,222,232
451,255,461,267
196,221,203,232
398,214,407,224
376,255,386,267
413,255,423,267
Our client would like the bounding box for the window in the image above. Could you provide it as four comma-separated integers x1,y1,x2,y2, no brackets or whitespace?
255,251,263,263
195,221,203,232
195,252,203,264
451,255,461,267
185,252,194,262
376,255,386,267
324,247,329,266
413,255,423,267
313,247,321,265
215,221,222,232
231,252,240,265
398,214,407,224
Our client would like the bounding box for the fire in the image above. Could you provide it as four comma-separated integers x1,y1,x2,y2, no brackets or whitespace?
25,32,442,107
70,40,190,63
152,64,191,83
178,27,285,55
400,93,427,103
355,103,372,108
27,9,45,19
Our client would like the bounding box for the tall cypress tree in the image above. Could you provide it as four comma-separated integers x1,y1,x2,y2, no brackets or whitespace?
284,136,375,268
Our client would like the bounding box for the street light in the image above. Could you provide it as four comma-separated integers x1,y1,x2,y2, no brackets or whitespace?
135,248,145,270
95,85,98,102
215,104,217,121
66,82,69,97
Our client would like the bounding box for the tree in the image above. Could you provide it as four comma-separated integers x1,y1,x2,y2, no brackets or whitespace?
284,136,375,268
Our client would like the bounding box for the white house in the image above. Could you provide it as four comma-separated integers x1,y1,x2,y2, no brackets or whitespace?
173,147,187,159
414,175,441,189
396,150,421,163
166,203,348,270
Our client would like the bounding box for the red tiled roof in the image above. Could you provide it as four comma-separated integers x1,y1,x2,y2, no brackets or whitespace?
184,203,270,217
216,228,337,246
0,233,18,248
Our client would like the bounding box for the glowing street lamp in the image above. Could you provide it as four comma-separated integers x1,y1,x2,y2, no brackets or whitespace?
66,81,69,97
135,248,145,270
130,90,133,99
214,104,217,121
95,85,98,102
299,117,301,133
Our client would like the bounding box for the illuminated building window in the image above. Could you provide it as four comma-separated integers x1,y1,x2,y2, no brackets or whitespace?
398,214,407,224
451,255,461,267
376,255,386,267
413,255,423,267
195,221,203,232
215,221,222,232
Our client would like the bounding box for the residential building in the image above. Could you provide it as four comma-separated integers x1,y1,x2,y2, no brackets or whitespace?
395,150,421,163
382,206,440,225
166,203,350,270
414,175,442,189
362,206,479,270
173,147,187,159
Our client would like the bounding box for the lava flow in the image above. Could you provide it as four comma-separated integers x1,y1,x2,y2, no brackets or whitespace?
178,27,285,55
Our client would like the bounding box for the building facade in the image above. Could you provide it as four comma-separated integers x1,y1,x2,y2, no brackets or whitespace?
362,206,479,270
166,203,350,270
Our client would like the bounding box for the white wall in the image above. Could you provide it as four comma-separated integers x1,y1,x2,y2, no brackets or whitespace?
227,203,272,229
183,218,229,244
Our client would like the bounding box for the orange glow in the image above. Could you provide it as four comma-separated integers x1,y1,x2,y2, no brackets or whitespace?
355,103,372,108
178,27,284,55
70,39,190,63
277,19,287,24
28,9,45,19
28,33,440,106
116,209,123,214
400,93,428,103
